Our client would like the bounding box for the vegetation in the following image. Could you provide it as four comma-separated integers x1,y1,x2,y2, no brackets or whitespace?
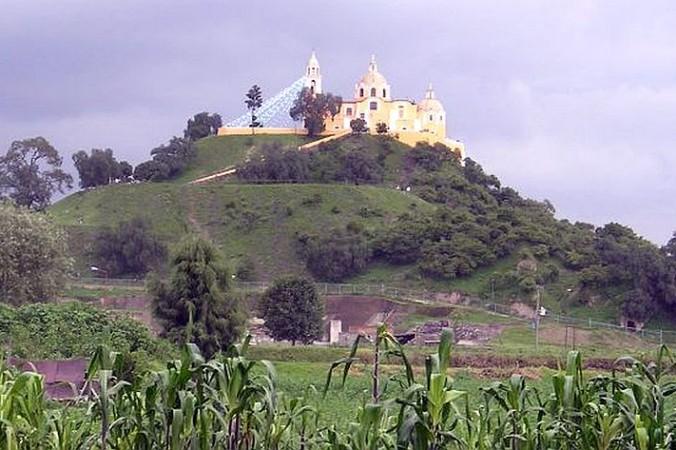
245,84,263,131
150,236,246,357
0,301,163,359
72,148,132,188
298,229,369,281
350,117,368,133
94,217,167,277
289,87,342,136
184,112,222,141
259,277,324,345
0,203,70,305
133,137,196,182
0,137,73,210
51,133,676,323
2,331,675,449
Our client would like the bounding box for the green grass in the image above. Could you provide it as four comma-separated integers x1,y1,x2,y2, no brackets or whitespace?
50,183,188,240
173,134,311,183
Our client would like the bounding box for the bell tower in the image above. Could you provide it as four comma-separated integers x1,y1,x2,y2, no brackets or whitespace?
304,51,322,94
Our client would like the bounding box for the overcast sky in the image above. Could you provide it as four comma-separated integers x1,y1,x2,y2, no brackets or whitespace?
2,0,675,244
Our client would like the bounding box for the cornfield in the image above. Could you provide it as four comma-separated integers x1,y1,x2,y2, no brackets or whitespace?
1,330,675,449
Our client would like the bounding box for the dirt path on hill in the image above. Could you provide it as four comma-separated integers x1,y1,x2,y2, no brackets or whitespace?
180,187,211,240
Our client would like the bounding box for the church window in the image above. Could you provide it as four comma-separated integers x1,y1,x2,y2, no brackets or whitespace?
439,115,443,121
429,114,433,121
360,113,365,119
398,106,404,118
382,88,387,97
346,107,353,116
369,101,377,110
370,87,376,97
359,88,364,97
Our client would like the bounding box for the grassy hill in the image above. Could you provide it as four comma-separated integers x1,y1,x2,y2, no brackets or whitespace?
51,133,674,327
51,134,435,279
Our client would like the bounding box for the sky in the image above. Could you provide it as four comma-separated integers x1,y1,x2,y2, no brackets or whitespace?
1,0,675,244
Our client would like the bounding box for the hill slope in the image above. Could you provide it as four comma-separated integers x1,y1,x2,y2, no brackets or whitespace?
51,133,676,327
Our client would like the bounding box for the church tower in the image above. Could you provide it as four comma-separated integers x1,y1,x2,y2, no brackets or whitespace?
304,51,322,94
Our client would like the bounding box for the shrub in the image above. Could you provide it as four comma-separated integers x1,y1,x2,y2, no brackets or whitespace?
94,217,167,277
299,231,369,281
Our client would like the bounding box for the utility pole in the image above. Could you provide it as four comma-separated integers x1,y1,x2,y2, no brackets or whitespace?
535,285,542,351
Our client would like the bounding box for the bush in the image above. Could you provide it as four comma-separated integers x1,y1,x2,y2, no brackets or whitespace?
349,118,367,133
299,231,369,281
0,302,163,359
94,217,167,277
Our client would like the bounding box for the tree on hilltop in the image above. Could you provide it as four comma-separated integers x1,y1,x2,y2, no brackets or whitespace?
0,137,73,210
133,137,196,182
72,148,131,188
289,87,342,137
259,277,324,345
184,112,222,141
150,236,245,357
245,85,264,134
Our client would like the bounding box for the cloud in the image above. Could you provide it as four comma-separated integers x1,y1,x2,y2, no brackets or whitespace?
1,0,675,243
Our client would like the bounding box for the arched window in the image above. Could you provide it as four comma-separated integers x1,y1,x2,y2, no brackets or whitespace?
429,114,433,121
382,88,387,97
439,115,443,121
370,87,376,97
359,88,364,97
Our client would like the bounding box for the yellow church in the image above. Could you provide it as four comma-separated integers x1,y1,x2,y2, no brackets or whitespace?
219,52,465,158
307,52,465,158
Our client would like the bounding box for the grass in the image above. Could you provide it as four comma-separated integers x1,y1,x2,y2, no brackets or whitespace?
270,360,556,429
173,134,311,183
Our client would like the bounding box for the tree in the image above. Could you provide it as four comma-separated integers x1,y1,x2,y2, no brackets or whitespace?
0,202,70,305
150,137,195,178
289,88,342,137
349,118,368,134
72,148,130,188
133,137,195,182
184,112,222,141
150,236,245,357
133,160,169,182
245,85,263,134
94,218,167,276
259,277,323,345
375,122,388,134
0,137,73,210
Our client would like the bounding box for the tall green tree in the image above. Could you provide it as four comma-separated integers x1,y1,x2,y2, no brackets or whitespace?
150,236,245,357
72,148,130,188
259,277,324,345
289,88,342,137
0,137,73,210
94,218,167,276
245,84,264,134
184,112,222,141
0,202,70,305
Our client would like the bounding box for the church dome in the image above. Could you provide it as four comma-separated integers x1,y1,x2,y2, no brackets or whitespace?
417,84,445,113
355,55,391,100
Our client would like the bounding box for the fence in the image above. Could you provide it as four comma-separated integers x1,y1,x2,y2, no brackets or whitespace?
69,277,676,346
